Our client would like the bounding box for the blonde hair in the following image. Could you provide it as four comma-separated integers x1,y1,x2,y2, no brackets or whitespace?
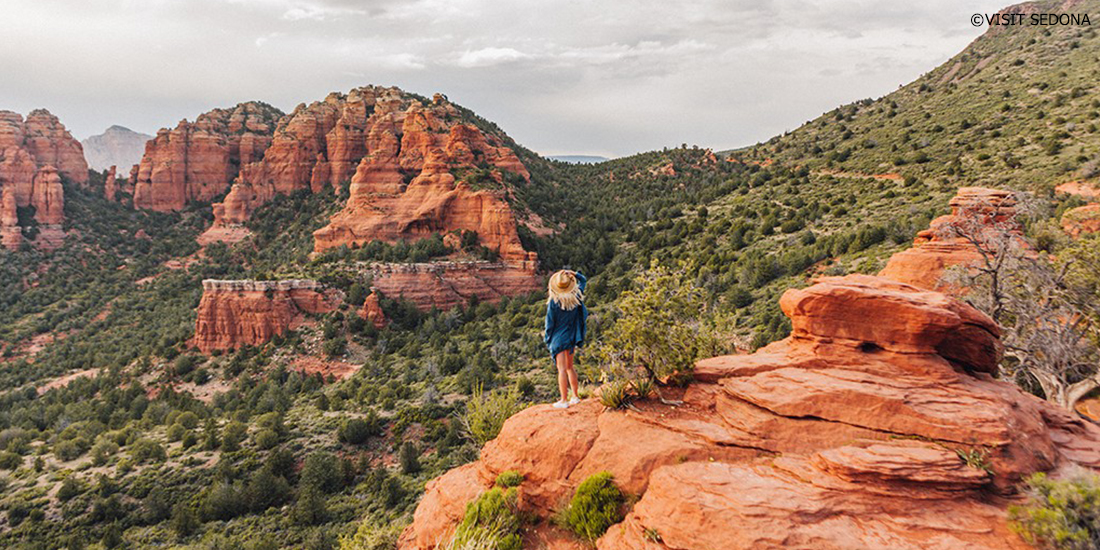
548,270,583,311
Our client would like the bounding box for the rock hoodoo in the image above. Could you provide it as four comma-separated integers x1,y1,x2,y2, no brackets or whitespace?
402,275,1100,550
0,109,87,250
104,165,118,201
192,279,338,353
132,102,283,212
357,291,387,329
879,187,1019,290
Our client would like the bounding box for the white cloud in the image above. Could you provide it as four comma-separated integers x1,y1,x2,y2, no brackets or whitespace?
455,47,532,68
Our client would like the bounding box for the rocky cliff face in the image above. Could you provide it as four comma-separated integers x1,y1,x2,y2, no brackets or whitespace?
81,125,151,172
401,275,1100,550
0,109,87,250
369,262,542,312
879,187,1020,290
132,102,283,212
192,279,338,353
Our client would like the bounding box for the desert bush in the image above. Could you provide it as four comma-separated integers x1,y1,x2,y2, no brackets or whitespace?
558,472,624,542
494,471,524,489
338,414,382,445
129,439,166,463
447,487,522,550
461,385,523,446
598,379,631,410
1010,470,1100,550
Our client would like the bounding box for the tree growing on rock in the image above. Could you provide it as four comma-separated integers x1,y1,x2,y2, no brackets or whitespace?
595,262,722,404
942,194,1100,411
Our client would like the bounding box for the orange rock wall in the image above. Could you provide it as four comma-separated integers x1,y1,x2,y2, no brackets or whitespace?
369,261,542,312
192,279,337,353
132,102,282,212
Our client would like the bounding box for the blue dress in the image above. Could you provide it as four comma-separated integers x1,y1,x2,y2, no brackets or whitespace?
544,272,588,359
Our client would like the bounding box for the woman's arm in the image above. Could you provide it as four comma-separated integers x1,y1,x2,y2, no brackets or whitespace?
574,271,587,293
544,304,554,346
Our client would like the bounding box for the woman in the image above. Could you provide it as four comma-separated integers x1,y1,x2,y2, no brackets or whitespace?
544,269,588,409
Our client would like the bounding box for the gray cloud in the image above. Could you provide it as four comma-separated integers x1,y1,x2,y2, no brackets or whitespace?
0,0,1008,157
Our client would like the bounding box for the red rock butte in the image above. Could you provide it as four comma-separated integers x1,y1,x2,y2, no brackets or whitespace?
131,101,283,212
879,187,1020,291
192,279,338,353
0,109,88,250
401,274,1100,550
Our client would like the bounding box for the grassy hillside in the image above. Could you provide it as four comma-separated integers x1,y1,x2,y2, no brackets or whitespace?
747,0,1100,194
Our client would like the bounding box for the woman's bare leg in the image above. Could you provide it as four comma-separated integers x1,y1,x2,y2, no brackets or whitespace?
565,350,580,398
555,352,569,402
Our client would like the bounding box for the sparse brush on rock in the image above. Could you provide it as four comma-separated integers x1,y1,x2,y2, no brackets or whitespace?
447,487,523,550
556,471,625,542
494,470,524,489
461,385,524,446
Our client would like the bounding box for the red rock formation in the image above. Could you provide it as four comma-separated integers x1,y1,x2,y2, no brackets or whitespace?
357,291,387,329
104,165,117,201
0,109,85,249
22,109,88,186
132,102,282,212
880,187,1020,290
192,279,338,353
401,275,1100,550
368,261,541,312
1061,203,1100,238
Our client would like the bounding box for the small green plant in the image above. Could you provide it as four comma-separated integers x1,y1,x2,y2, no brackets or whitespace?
495,470,524,489
955,447,994,475
599,379,632,410
557,471,625,542
448,487,523,550
1009,470,1100,550
461,385,524,446
628,375,654,400
643,527,663,543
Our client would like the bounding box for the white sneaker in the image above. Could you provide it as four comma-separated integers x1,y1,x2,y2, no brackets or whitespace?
568,396,580,405
552,400,569,409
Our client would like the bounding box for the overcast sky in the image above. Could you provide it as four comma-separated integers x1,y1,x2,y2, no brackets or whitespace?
0,0,1009,157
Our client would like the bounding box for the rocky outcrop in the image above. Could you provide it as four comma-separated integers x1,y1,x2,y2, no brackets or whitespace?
357,291,387,329
368,261,541,312
104,165,118,201
880,187,1019,290
132,102,283,212
192,279,338,353
1061,203,1100,238
313,95,533,263
21,110,89,186
0,109,86,249
213,86,408,225
81,125,152,172
402,275,1100,550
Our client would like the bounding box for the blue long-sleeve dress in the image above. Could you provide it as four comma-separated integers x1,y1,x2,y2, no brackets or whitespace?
544,272,588,359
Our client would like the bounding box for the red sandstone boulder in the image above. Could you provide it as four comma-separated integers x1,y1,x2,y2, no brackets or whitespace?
400,274,1100,550
132,102,282,212
1061,203,1100,238
880,187,1020,291
192,279,338,353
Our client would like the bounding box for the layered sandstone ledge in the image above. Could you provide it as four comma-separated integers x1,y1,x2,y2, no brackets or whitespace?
879,187,1020,291
369,261,542,312
401,275,1100,550
192,279,337,353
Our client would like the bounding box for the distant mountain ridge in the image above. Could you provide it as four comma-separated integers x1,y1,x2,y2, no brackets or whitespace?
548,154,609,164
81,125,151,171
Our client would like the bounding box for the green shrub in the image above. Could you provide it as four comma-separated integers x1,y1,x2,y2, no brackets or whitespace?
461,385,523,446
1010,470,1100,550
495,470,524,489
339,414,382,445
558,472,624,542
598,380,631,410
448,487,522,550
0,451,22,470
129,439,166,463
